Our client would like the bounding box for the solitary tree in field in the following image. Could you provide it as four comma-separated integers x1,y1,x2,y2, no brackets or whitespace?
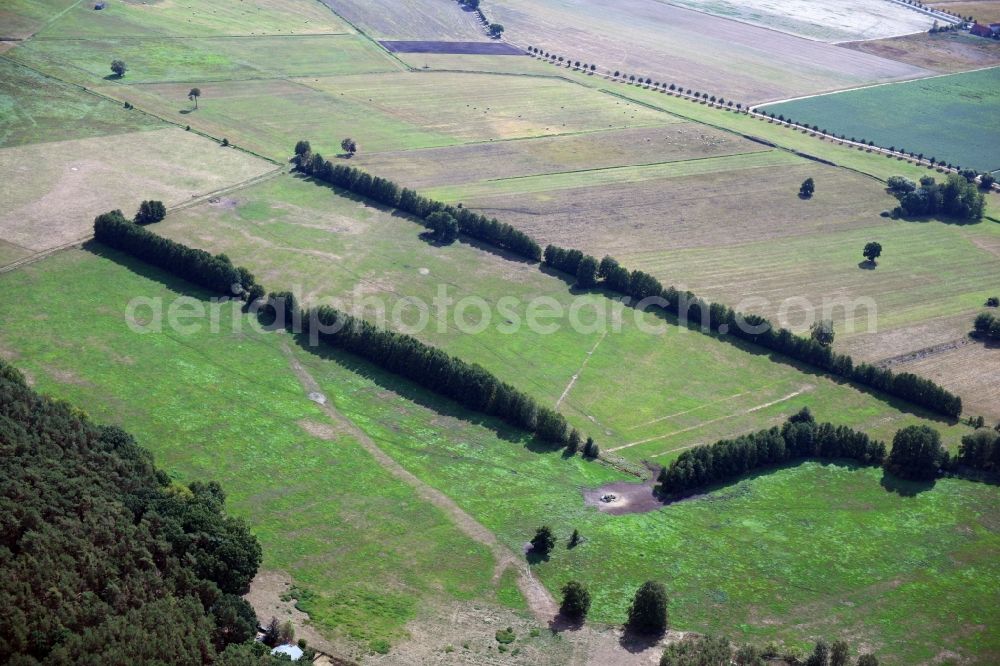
340,137,357,157
188,87,201,109
489,23,505,38
863,241,882,265
626,581,668,635
559,580,591,621
134,200,166,225
806,640,830,666
857,654,879,666
111,59,127,78
568,529,581,548
830,640,850,666
567,428,581,453
810,319,835,347
799,177,815,198
530,526,556,557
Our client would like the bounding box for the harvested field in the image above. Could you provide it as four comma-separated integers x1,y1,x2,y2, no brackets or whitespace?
761,67,1000,173
319,0,486,41
352,124,756,189
0,58,163,148
380,40,523,55
897,340,1000,419
0,127,274,256
489,0,931,102
299,71,674,142
930,0,1000,23
10,33,401,84
665,0,934,42
426,155,883,252
839,31,1000,72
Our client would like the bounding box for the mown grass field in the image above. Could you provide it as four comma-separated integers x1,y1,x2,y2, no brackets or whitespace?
761,67,1000,173
0,58,162,147
0,248,995,664
153,174,974,457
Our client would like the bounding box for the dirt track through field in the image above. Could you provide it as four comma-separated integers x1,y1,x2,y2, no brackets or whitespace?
279,342,559,623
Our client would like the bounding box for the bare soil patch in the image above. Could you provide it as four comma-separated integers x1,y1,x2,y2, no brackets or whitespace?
380,41,523,55
582,477,665,516
298,418,342,440
839,31,1000,72
245,570,339,656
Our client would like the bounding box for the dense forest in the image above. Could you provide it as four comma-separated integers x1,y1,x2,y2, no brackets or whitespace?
0,359,272,664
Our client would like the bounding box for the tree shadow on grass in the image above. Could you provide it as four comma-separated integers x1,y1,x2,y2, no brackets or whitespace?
547,613,584,635
879,471,935,497
84,241,221,302
857,260,877,270
289,330,532,446
618,627,664,654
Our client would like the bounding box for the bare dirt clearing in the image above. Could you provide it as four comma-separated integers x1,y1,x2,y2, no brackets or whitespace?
352,124,753,190
664,0,934,42
490,0,931,102
0,128,274,257
840,31,1000,72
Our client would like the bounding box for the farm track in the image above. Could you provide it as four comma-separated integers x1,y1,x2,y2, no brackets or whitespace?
279,342,560,624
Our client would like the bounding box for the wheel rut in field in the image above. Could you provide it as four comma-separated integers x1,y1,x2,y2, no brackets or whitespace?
279,343,558,622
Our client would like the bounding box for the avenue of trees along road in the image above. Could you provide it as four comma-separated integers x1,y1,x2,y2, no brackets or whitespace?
290,140,963,419
0,358,305,665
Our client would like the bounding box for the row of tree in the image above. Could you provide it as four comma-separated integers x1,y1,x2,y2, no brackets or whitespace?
658,408,886,495
293,141,542,260
292,299,573,445
0,358,266,663
542,243,963,418
957,429,1000,473
93,210,264,301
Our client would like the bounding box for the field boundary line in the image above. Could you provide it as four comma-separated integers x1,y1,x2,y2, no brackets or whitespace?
610,386,810,452
279,342,559,623
555,331,607,409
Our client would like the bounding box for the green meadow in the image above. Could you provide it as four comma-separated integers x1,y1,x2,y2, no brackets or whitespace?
0,248,996,664
154,174,974,459
760,67,1000,173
